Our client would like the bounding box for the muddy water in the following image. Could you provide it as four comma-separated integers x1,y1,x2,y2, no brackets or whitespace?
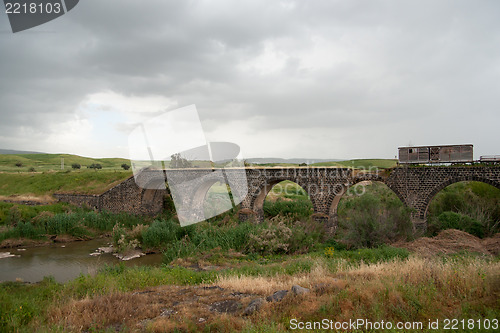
0,239,163,283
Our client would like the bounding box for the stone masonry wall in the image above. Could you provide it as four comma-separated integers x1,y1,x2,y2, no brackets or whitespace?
385,166,500,230
54,166,500,233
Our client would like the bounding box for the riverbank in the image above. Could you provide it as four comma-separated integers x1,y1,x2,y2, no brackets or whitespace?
1,248,498,332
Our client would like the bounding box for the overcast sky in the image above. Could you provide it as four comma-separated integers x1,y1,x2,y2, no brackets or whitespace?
0,0,499,160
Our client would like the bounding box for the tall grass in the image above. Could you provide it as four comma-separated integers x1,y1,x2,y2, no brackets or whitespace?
0,202,71,225
0,210,147,242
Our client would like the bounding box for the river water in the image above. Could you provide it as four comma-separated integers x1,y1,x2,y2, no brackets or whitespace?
0,239,163,283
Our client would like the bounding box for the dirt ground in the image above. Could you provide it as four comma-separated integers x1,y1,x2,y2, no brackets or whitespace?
393,229,500,257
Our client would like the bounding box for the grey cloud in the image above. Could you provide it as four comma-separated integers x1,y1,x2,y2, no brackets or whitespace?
0,0,499,157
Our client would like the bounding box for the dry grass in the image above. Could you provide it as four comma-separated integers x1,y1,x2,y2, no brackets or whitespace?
46,255,500,332
0,194,56,204
217,258,347,295
393,229,498,257
49,284,259,332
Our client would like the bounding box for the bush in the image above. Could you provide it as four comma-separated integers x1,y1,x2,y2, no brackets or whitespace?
247,221,292,254
88,163,102,170
338,192,414,249
142,219,188,248
427,181,500,237
71,163,81,169
121,163,130,170
429,211,484,238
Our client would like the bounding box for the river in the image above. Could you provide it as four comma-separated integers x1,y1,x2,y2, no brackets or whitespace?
0,239,163,283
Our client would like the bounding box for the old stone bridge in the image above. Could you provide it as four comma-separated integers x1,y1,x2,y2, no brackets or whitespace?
55,166,500,233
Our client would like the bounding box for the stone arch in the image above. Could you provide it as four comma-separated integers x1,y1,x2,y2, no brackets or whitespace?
329,180,403,214
140,184,167,215
326,179,405,229
191,179,226,216
249,178,316,220
421,176,500,220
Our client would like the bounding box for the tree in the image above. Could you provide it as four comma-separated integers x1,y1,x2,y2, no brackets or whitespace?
72,163,81,169
170,153,192,168
88,163,102,170
121,163,130,170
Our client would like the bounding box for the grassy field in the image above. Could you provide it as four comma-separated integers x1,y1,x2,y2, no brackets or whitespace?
311,158,398,169
0,170,132,196
0,153,131,172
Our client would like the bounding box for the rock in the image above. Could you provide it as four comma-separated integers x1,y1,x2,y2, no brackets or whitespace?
291,285,310,295
266,290,288,302
132,290,155,295
202,285,224,291
209,300,241,313
243,298,265,316
89,252,101,256
198,318,206,323
97,246,114,254
113,250,145,261
137,319,153,329
160,308,175,317
0,252,17,259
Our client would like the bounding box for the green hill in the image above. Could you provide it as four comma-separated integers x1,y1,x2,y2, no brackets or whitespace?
0,153,130,172
312,159,397,169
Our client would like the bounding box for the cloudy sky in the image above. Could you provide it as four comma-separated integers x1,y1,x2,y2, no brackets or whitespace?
0,0,499,160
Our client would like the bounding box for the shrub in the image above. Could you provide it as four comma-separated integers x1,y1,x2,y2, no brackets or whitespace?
31,211,55,225
7,205,22,225
429,211,484,238
142,219,187,248
246,220,292,255
121,163,130,170
427,181,500,237
338,192,413,248
71,163,81,169
88,163,102,170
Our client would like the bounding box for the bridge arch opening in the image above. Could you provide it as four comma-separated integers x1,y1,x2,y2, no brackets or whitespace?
335,181,413,248
253,180,314,220
425,180,500,238
200,181,236,220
